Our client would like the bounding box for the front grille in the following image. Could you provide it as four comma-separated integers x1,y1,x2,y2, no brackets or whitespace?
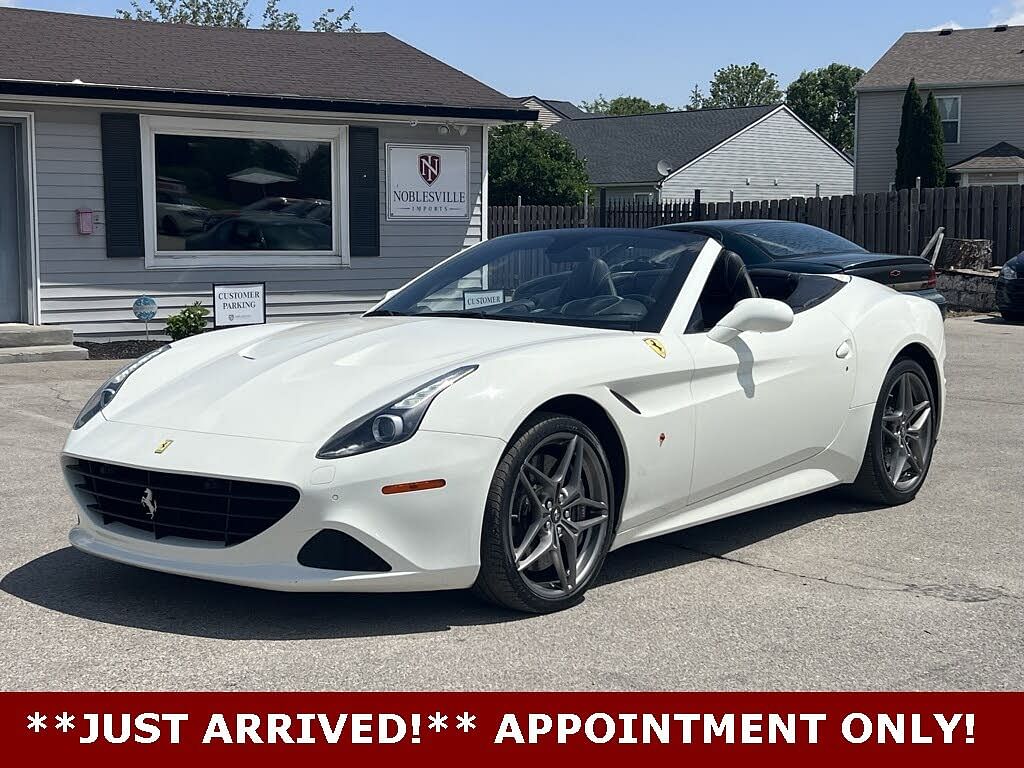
67,458,300,546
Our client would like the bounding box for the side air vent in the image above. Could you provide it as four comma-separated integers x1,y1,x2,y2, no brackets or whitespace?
298,530,392,572
609,389,641,414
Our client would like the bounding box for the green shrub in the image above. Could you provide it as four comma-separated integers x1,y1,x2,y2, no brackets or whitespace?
165,302,209,341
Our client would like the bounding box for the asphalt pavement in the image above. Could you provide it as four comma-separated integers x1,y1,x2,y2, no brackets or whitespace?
0,315,1020,691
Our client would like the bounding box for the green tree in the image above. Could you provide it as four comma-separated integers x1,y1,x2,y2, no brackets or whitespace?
785,63,864,154
580,94,671,116
920,92,947,188
262,0,299,29
116,0,358,31
688,63,782,109
895,79,924,189
488,123,588,205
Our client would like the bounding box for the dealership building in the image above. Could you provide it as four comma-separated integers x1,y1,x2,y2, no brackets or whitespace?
0,8,533,340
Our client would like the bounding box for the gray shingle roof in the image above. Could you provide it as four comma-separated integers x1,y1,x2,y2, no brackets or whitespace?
551,105,778,185
948,142,1024,172
544,100,592,119
857,25,1024,90
514,97,596,120
0,8,529,118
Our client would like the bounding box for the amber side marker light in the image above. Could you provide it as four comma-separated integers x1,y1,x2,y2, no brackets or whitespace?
381,479,447,495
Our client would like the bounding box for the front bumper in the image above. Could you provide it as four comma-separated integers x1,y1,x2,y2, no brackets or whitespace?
996,277,1024,312
63,417,506,592
907,287,948,318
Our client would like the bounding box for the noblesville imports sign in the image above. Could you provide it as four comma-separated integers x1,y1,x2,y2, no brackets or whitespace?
213,283,266,328
386,144,471,220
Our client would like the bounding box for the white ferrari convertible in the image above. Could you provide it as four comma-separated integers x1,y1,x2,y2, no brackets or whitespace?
63,228,945,612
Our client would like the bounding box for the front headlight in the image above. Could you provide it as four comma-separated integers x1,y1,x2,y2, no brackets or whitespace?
1001,263,1018,280
73,345,169,429
316,366,477,459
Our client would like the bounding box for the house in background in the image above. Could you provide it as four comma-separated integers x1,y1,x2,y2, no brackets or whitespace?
551,104,853,204
0,8,532,340
855,24,1024,192
515,96,592,128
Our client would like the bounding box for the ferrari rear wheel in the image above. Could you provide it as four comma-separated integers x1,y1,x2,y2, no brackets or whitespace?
474,413,614,613
851,359,936,505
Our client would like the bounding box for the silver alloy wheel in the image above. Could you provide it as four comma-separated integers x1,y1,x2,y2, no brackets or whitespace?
509,432,611,599
881,371,934,492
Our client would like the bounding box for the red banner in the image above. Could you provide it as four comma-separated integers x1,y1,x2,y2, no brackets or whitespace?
0,693,1014,765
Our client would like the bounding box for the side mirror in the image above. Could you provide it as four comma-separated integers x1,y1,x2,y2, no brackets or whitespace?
708,298,794,344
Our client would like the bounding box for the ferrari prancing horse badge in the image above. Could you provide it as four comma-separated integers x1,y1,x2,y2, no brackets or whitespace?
643,338,667,358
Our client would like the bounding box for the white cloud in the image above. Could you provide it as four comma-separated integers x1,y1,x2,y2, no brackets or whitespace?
920,21,965,31
0,1,19,6
992,1,1024,26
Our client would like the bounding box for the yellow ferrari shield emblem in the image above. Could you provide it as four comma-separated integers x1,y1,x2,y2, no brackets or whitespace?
154,439,174,454
643,338,667,358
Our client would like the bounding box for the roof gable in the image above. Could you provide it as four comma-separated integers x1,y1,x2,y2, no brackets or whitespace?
858,25,1024,90
551,105,777,185
0,8,526,117
948,142,1024,172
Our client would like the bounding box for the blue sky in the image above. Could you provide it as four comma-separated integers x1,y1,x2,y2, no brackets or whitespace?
2,0,1005,105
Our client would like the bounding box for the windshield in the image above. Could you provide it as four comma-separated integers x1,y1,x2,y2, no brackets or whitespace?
732,222,865,258
368,229,709,332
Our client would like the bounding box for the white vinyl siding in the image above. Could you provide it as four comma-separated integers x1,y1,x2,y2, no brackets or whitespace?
521,98,563,129
27,105,484,338
659,108,853,203
958,171,1021,186
856,85,1024,193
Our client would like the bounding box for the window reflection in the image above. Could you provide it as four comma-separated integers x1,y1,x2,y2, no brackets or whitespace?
154,134,334,252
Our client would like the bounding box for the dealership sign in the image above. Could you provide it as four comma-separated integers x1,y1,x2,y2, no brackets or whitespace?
213,283,266,327
386,144,470,220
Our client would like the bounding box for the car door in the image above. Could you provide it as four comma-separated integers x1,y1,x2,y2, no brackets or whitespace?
679,252,856,504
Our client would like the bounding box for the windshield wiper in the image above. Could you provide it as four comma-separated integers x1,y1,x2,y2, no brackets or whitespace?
418,311,539,322
364,309,407,317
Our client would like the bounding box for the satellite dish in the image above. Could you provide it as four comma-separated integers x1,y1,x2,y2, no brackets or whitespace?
656,159,675,177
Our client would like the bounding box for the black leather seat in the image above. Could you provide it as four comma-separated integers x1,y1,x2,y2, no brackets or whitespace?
690,250,758,331
558,257,616,303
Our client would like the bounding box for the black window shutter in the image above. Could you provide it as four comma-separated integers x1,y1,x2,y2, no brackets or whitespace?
100,113,145,258
348,126,380,258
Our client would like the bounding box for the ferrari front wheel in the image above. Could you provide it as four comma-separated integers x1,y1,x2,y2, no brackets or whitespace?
851,359,936,505
474,414,614,613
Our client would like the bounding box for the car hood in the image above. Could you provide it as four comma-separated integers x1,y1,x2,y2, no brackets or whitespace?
102,316,613,443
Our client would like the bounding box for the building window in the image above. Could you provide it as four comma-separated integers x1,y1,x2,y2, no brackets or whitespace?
935,96,960,144
633,192,653,203
141,116,347,268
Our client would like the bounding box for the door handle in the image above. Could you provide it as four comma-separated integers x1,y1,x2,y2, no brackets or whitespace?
835,341,852,359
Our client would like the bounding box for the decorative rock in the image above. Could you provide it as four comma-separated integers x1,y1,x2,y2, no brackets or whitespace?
935,270,999,312
935,239,993,272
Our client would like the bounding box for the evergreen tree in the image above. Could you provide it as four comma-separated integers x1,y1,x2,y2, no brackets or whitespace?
920,92,947,188
894,79,923,189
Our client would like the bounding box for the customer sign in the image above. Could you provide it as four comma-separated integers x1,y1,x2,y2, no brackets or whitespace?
213,283,266,327
386,144,470,220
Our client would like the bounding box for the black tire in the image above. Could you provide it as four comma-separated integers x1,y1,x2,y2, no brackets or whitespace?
1001,310,1024,322
850,359,937,505
473,413,616,613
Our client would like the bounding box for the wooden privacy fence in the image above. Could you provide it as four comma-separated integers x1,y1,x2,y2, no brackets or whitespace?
488,185,1023,265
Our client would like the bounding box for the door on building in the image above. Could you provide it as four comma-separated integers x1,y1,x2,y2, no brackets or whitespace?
0,123,25,323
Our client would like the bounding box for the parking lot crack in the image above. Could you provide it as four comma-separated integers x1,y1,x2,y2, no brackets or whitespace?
46,383,75,407
674,544,1018,603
